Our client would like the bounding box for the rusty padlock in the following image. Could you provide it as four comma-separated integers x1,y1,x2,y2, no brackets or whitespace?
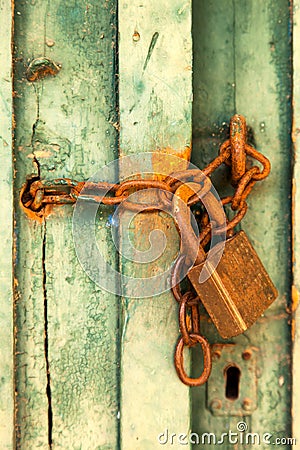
172,182,278,339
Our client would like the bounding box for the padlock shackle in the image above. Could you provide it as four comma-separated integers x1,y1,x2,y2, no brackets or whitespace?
172,182,225,266
172,183,205,265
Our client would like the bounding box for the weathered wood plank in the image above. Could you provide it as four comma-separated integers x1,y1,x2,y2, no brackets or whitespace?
14,0,119,448
118,1,192,448
192,0,235,143
13,1,50,447
119,1,192,154
235,0,292,312
39,1,119,448
292,0,300,444
0,1,14,448
192,0,235,197
234,4,292,443
192,1,291,448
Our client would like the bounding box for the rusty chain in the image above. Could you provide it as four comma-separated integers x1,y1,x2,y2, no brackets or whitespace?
170,115,271,386
21,114,271,387
171,253,213,386
21,117,269,227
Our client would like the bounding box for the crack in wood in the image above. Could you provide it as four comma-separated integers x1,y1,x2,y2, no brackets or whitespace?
42,223,53,449
143,32,159,71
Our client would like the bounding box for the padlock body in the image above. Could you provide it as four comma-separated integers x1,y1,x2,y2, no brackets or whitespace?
187,231,278,339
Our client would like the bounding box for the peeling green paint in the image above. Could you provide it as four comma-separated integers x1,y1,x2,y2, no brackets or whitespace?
14,0,119,448
192,1,292,448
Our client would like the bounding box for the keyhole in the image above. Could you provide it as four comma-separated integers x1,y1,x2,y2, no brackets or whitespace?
225,365,241,400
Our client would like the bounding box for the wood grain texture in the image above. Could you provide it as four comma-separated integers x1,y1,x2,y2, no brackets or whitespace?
13,2,49,447
119,0,192,155
292,1,300,445
40,1,119,447
118,1,192,448
14,1,119,448
192,1,292,448
0,1,14,448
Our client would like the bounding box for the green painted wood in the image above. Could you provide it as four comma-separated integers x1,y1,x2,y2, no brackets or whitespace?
14,0,119,448
118,1,193,448
14,2,49,447
192,1,292,449
40,3,119,446
0,1,14,448
119,1,192,154
11,2,294,449
292,0,300,443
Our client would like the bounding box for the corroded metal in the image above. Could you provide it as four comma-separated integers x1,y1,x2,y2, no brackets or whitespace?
21,114,271,231
174,334,212,387
187,230,278,339
20,115,276,387
26,57,61,82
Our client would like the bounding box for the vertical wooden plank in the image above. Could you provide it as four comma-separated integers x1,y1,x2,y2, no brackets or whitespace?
192,0,235,192
40,1,119,448
14,1,119,448
292,0,300,444
191,2,238,445
235,0,292,305
192,1,292,448
193,0,235,154
235,1,292,441
13,1,49,447
0,1,14,448
118,1,192,448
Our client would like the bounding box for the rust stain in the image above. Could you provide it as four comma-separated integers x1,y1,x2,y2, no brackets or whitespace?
13,276,19,289
151,146,191,180
20,179,47,222
26,57,61,82
291,285,299,313
291,285,299,342
20,198,44,222
292,320,295,343
28,150,53,159
132,30,140,42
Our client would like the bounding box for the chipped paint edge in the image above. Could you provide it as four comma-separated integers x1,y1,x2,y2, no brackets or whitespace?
292,1,300,447
0,0,14,448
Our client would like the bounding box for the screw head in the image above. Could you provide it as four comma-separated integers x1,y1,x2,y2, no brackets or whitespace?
242,349,252,360
242,398,253,411
212,350,221,360
210,399,222,410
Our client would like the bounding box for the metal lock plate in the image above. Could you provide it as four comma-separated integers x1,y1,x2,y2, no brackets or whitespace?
207,344,258,416
187,231,278,339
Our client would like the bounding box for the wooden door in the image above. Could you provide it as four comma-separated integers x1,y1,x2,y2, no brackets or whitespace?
191,1,293,448
0,0,297,449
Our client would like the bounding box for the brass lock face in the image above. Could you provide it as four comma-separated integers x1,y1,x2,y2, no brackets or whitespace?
187,230,278,339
